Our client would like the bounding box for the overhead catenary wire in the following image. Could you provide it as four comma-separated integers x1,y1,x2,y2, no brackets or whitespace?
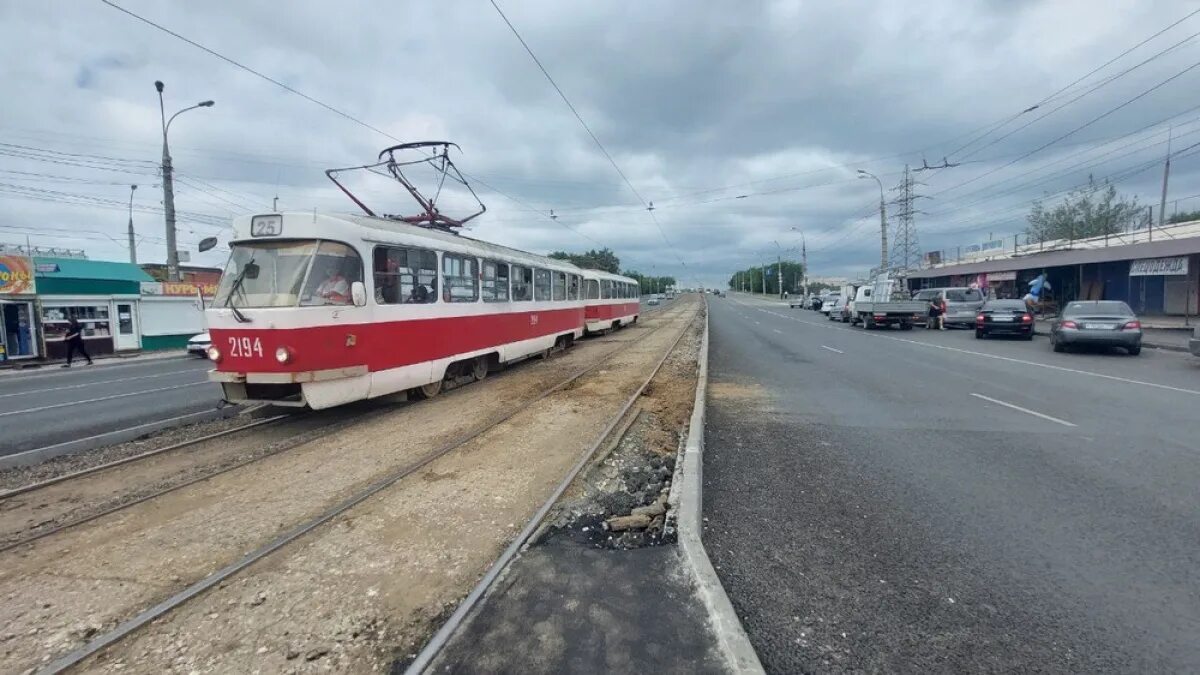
99,0,665,273
931,56,1200,199
486,0,696,284
943,7,1200,162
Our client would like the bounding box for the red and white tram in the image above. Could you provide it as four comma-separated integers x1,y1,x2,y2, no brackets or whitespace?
205,212,588,409
581,270,640,334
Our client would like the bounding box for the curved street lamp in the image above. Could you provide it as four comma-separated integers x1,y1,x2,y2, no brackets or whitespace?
857,169,888,275
155,80,214,280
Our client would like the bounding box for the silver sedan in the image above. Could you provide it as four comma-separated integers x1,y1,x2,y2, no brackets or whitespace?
1049,301,1142,355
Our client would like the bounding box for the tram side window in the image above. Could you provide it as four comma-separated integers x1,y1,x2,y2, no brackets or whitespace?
301,241,363,306
442,254,479,303
585,279,600,300
482,261,510,302
568,274,580,301
511,265,533,301
373,245,437,304
601,280,613,299
534,268,552,301
552,271,567,301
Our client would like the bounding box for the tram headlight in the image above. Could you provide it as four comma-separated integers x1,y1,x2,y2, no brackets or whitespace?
275,346,293,364
206,346,222,362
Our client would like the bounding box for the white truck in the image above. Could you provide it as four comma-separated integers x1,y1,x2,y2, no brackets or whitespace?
851,275,925,330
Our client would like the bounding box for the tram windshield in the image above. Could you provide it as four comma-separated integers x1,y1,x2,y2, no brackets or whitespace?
214,240,363,308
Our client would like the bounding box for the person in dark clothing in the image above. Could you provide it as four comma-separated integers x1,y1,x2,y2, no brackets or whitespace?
62,318,93,367
927,298,943,330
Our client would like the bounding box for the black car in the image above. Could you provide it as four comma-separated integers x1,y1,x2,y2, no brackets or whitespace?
975,299,1034,340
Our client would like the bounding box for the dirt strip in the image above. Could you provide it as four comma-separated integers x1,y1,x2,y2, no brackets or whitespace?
79,299,700,674
0,412,357,550
0,301,695,674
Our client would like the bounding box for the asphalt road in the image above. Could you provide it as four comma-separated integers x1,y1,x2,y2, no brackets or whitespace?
703,293,1200,673
0,355,222,457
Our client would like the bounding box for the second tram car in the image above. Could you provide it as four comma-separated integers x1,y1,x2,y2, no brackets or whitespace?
206,212,587,409
581,270,641,334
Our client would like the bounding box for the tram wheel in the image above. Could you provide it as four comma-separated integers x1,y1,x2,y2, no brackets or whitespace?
472,356,489,381
418,379,443,399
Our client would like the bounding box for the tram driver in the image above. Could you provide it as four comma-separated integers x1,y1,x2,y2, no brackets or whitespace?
315,266,351,305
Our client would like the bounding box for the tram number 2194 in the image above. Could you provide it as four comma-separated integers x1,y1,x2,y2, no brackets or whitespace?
228,336,264,358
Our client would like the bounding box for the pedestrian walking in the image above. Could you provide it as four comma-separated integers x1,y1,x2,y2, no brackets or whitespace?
938,296,948,330
62,317,93,367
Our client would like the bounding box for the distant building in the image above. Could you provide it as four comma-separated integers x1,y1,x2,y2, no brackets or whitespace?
909,220,1200,315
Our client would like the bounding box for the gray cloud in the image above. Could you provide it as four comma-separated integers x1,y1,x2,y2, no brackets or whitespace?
1,0,1198,288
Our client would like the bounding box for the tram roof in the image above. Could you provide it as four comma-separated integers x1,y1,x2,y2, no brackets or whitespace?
231,212,587,273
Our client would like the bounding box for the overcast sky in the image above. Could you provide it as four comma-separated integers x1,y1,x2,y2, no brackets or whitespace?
2,0,1199,287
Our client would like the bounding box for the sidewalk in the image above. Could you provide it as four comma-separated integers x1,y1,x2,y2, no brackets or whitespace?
421,533,726,674
0,348,190,375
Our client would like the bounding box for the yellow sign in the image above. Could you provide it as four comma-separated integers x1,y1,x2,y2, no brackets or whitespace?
0,255,35,295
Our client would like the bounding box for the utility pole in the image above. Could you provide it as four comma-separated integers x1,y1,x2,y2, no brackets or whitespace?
156,80,214,281
858,170,888,276
773,240,784,299
127,184,138,264
1158,129,1172,232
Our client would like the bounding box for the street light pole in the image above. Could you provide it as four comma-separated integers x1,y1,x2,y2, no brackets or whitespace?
772,240,784,299
156,80,213,281
127,184,138,264
857,169,887,276
791,227,807,299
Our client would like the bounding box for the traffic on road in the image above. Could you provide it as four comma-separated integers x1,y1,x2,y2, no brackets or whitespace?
705,291,1200,673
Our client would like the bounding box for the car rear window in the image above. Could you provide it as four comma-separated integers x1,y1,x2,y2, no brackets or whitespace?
983,300,1026,311
1065,301,1133,316
945,289,983,303
913,290,940,301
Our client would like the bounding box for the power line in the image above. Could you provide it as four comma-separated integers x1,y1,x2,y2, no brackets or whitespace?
952,26,1200,165
487,0,696,284
944,7,1200,161
931,56,1200,198
101,0,402,143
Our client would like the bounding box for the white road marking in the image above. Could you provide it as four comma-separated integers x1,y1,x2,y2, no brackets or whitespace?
0,382,211,417
759,308,1200,397
773,328,783,334
970,393,1077,427
755,321,761,325
820,345,844,354
0,370,204,399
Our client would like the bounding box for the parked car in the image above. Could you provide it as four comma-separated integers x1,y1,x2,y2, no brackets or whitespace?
818,293,840,315
187,332,212,358
975,300,1034,340
1049,301,1142,355
825,296,845,320
912,287,986,327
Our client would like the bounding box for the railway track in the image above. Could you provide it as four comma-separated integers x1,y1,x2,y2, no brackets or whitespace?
0,411,360,554
21,301,696,674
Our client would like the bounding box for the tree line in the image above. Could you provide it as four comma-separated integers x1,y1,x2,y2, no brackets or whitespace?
547,247,675,294
726,261,806,295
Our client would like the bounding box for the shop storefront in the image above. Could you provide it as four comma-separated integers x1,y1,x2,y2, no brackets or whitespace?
0,254,39,362
139,280,217,350
1128,255,1197,315
35,258,154,359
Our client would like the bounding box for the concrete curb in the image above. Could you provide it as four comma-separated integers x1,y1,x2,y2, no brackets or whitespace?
0,406,240,470
676,296,766,674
